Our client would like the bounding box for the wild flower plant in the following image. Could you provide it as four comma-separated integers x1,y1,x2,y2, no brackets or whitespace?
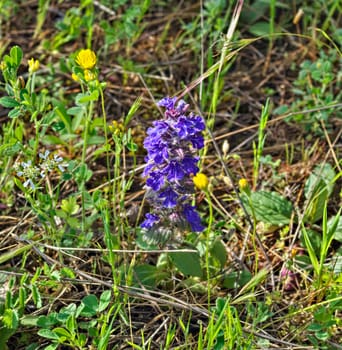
14,150,66,190
141,97,206,245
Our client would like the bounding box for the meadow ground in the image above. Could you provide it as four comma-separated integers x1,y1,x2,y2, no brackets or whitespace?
0,1,341,349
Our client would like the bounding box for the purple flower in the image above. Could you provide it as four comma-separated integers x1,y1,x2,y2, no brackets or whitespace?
141,213,160,229
141,97,206,244
146,171,165,191
164,160,186,182
159,187,178,208
183,204,204,232
280,267,299,291
157,96,177,109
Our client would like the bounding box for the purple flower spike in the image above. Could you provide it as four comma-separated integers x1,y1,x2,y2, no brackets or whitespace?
141,96,206,244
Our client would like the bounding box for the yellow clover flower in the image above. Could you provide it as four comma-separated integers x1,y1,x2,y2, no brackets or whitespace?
193,173,209,191
28,58,40,73
75,49,97,70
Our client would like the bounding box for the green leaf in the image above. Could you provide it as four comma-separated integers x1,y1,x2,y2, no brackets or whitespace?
328,213,342,243
169,251,202,277
124,96,141,126
10,46,23,66
243,191,293,225
307,323,323,331
315,330,330,341
37,329,60,340
132,264,166,288
301,224,320,275
42,135,68,146
304,163,335,223
20,315,39,327
55,102,72,134
74,163,93,185
80,294,98,317
300,229,321,256
32,284,42,308
223,270,252,289
0,141,22,156
0,96,20,108
69,107,85,132
76,90,99,104
210,239,227,268
8,107,22,118
65,314,76,334
248,21,270,37
0,244,33,265
60,196,79,215
98,290,111,312
51,121,65,132
2,309,19,329
240,0,269,23
67,106,85,116
37,313,59,328
52,327,72,338
87,135,106,145
235,269,268,297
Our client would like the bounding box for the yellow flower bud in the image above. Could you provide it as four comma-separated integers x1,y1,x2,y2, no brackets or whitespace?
193,173,209,191
238,178,248,190
75,49,97,70
109,120,125,135
28,58,40,73
238,178,250,195
71,73,80,82
84,69,96,82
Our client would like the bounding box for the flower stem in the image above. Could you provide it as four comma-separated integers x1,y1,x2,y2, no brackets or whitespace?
80,99,94,234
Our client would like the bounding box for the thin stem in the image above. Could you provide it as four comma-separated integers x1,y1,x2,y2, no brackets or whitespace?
205,190,214,308
99,86,111,182
80,99,94,234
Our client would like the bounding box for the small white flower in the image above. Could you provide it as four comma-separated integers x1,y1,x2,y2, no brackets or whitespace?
23,178,35,190
57,164,65,172
22,161,32,168
39,150,50,160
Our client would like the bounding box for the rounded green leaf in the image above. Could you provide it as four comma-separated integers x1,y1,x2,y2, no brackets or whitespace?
80,294,98,317
169,251,202,277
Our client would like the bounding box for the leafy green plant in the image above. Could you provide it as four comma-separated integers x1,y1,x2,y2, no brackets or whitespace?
100,0,151,52
201,297,252,350
276,50,341,135
0,269,46,349
301,204,341,289
306,299,342,349
29,290,114,350
43,0,95,50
